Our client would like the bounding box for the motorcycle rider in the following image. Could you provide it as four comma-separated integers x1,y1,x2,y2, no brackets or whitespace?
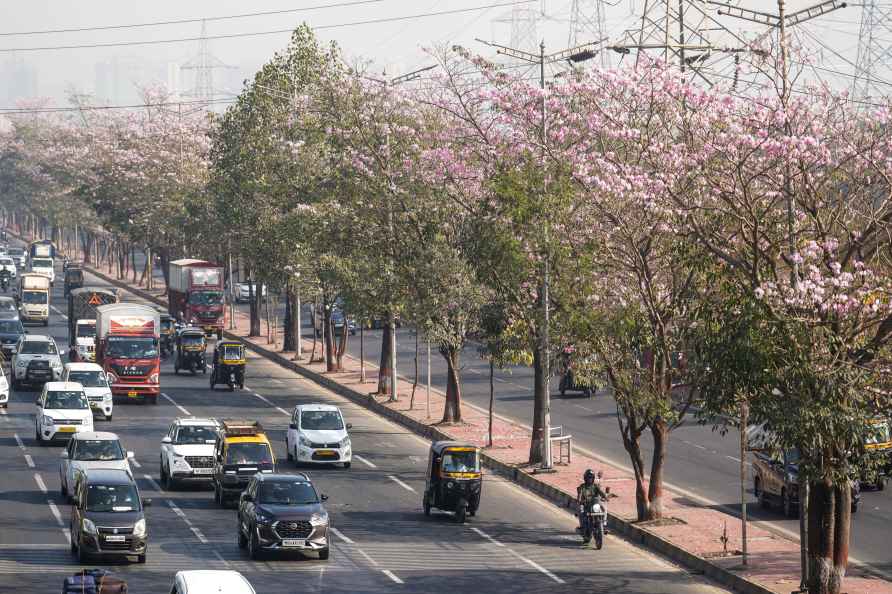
577,469,609,537
0,269,9,292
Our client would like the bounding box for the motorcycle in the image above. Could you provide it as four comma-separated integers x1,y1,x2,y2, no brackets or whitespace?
577,492,610,549
0,270,10,293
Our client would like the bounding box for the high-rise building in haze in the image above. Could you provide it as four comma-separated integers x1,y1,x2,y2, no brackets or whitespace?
1,57,39,106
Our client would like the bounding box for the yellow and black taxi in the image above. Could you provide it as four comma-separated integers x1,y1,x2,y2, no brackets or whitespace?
862,418,892,490
422,441,482,523
212,419,275,507
210,341,246,391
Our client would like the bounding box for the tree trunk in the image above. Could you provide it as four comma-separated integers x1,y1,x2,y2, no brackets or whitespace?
410,329,419,409
488,358,495,448
324,304,336,372
335,313,349,371
616,401,653,521
159,246,170,293
377,322,393,396
529,344,546,465
249,278,261,337
440,343,462,423
130,244,137,283
646,418,668,520
808,478,850,594
283,289,296,352
309,298,320,363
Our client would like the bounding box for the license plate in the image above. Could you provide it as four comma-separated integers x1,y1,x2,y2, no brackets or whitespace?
281,539,305,547
316,450,336,456
57,426,76,433
127,392,138,398
105,535,125,543
192,468,213,475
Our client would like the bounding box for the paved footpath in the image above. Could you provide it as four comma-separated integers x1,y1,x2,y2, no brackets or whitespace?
74,253,892,594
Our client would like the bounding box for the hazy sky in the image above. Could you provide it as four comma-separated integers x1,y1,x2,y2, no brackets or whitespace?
0,1,875,109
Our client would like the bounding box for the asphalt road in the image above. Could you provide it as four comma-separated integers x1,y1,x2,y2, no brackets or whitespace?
117,245,892,575
0,259,730,593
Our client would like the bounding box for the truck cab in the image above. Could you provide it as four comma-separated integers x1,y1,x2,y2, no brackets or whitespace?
168,260,225,340
18,273,50,326
95,304,160,404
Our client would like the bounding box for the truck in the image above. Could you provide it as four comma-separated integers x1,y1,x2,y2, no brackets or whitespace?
68,287,119,361
168,259,225,339
96,303,161,404
29,240,55,259
18,273,50,325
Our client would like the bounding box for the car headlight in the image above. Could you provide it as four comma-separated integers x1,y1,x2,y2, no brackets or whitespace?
299,435,311,447
82,518,97,535
132,518,146,538
51,360,62,369
255,512,273,525
42,415,54,426
103,393,113,401
339,436,351,448
309,512,328,526
149,373,159,384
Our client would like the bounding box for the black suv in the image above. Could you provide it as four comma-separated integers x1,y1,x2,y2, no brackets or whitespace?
237,473,330,560
69,468,150,564
0,315,24,360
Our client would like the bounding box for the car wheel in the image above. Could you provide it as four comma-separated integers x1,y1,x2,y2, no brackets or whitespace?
238,521,247,549
343,462,351,469
105,414,112,422
318,547,330,560
423,492,431,517
77,542,90,564
286,440,293,462
70,534,77,553
248,529,261,560
137,553,146,564
61,479,67,499
160,464,170,490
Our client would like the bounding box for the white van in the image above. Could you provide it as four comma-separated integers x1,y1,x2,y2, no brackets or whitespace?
170,571,255,594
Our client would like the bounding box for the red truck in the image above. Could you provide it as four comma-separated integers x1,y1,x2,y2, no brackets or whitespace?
95,303,161,404
168,259,225,339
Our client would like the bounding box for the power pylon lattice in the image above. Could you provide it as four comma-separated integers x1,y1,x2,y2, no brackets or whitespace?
491,2,540,54
180,20,236,106
854,0,892,101
568,0,609,67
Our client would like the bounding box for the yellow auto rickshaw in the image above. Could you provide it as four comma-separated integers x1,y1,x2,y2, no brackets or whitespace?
210,341,246,391
422,441,482,523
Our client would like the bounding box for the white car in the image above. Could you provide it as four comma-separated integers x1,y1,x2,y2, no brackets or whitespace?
233,282,267,304
160,417,220,489
0,256,16,279
35,381,94,445
171,570,255,594
11,334,63,389
285,404,352,468
59,431,134,500
0,365,8,408
29,257,55,284
62,362,113,421
74,320,97,362
6,248,26,269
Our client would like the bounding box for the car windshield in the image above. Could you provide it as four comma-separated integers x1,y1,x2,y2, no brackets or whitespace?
222,345,243,360
0,300,15,312
67,371,106,388
22,291,47,304
301,410,343,431
0,320,22,333
86,484,139,512
105,337,158,358
259,481,318,505
174,425,217,444
226,442,272,465
7,249,23,257
188,291,223,306
160,319,173,331
442,450,480,473
75,439,124,461
32,259,52,268
46,391,88,410
76,324,96,338
21,340,56,354
66,271,83,282
180,335,204,347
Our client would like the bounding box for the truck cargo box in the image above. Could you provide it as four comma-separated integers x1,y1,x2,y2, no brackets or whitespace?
20,273,51,291
168,259,223,293
96,303,160,339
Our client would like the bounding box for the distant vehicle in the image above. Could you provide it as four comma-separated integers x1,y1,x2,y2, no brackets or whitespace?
0,315,25,361
62,362,113,421
29,239,55,259
64,266,84,297
59,431,134,500
12,334,63,389
285,404,352,468
0,364,8,408
233,281,267,304
0,256,17,279
96,303,160,404
160,417,220,489
212,419,275,506
29,256,55,284
6,247,26,268
170,571,255,594
168,259,225,339
34,381,94,445
0,296,17,319
73,320,97,362
18,273,50,326
69,468,149,564
67,287,118,346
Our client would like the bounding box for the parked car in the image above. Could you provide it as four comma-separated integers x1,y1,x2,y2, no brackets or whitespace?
69,468,149,564
0,314,25,361
59,431,134,500
285,404,352,468
62,363,113,421
12,334,63,390
237,472,330,560
170,571,255,594
160,417,220,489
233,282,267,304
34,381,94,445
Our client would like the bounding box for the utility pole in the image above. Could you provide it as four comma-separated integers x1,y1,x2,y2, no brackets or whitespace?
476,37,601,470
739,399,749,567
710,3,846,590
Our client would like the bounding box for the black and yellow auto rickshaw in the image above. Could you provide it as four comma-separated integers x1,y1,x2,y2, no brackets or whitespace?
174,327,207,375
63,266,84,298
159,313,176,358
210,341,246,391
422,441,482,523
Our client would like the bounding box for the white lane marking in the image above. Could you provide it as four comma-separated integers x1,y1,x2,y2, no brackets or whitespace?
692,443,706,450
161,392,190,416
387,475,416,493
726,455,741,463
47,501,65,527
470,527,505,547
507,548,565,584
130,458,142,468
357,549,379,566
212,550,231,568
252,392,289,416
574,404,594,412
353,454,377,469
381,570,404,585
167,500,189,523
24,454,34,468
190,526,209,544
142,473,161,492
34,473,47,493
63,529,72,545
51,306,68,320
329,527,354,544
14,433,25,450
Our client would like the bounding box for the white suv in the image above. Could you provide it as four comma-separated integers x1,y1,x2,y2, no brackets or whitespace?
160,417,220,489
12,334,63,389
285,404,352,468
29,257,54,284
62,362,113,421
59,431,134,499
0,256,16,279
35,381,94,445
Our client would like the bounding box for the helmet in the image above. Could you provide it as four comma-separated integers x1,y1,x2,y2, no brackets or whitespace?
584,469,595,485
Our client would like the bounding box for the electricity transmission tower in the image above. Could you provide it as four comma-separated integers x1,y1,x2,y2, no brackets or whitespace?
854,0,892,100
180,20,236,107
568,0,609,67
491,2,540,53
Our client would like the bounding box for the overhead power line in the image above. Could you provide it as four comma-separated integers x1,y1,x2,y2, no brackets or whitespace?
0,97,236,115
0,1,538,53
0,0,389,37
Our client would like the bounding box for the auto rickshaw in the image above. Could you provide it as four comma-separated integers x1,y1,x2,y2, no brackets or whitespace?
210,341,246,391
422,441,482,523
159,313,175,358
557,349,594,398
174,327,207,375
63,266,84,298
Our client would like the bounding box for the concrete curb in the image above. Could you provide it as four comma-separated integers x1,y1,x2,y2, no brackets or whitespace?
80,263,775,594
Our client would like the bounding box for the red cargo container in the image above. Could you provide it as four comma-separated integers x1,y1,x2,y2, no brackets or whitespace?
168,259,225,339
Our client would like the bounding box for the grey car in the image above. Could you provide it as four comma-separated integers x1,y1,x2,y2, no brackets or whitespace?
237,473,329,560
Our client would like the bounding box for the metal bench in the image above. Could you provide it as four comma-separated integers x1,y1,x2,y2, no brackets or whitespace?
549,426,572,465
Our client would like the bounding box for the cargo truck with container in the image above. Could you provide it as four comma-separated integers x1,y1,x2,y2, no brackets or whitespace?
95,303,160,404
29,240,55,259
68,287,118,344
18,273,50,325
168,259,225,339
